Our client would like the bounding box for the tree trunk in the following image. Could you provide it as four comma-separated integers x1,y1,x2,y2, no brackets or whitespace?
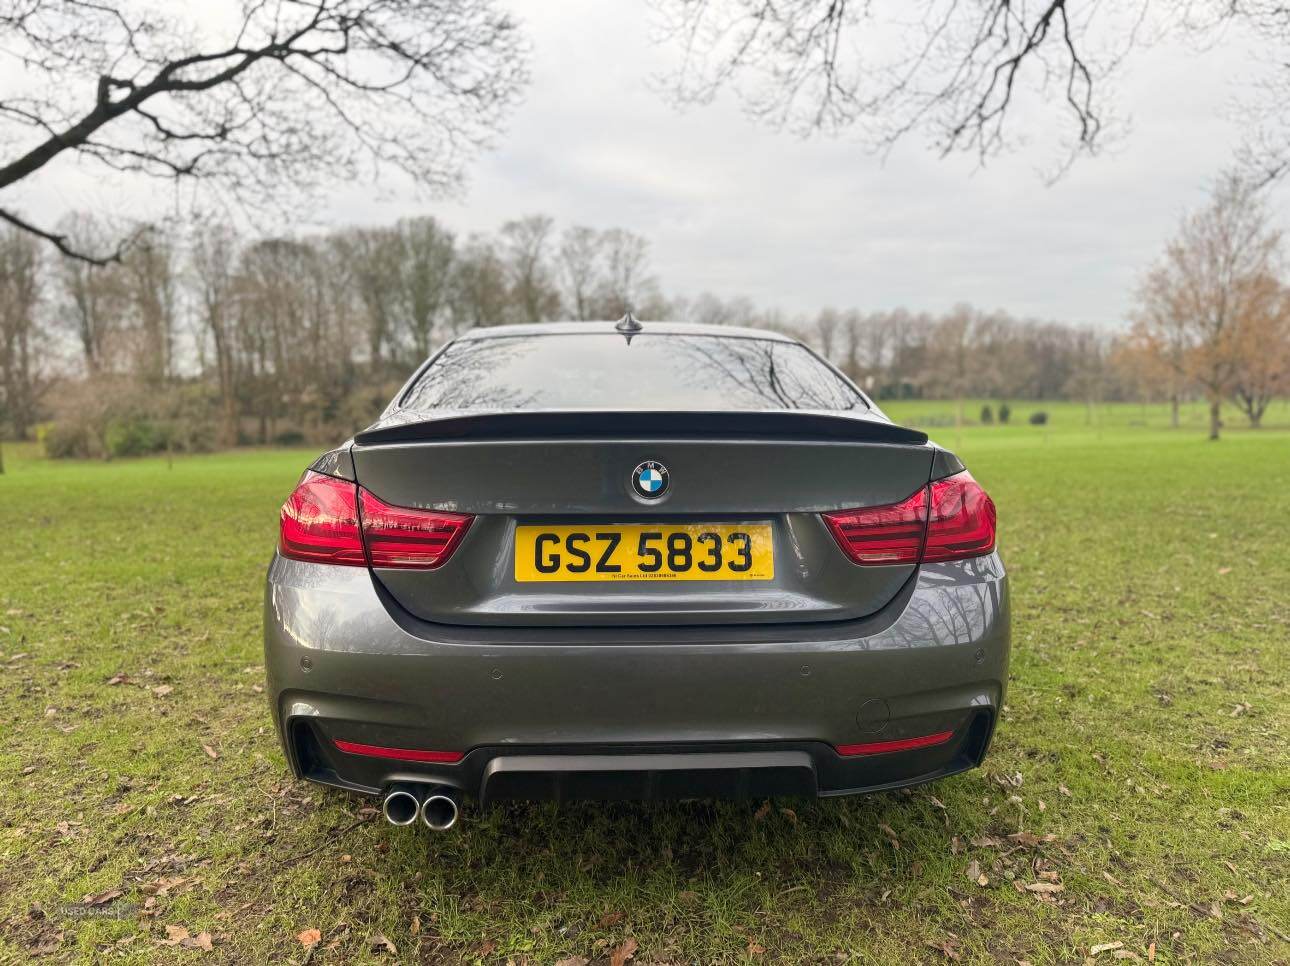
0,440,5,475
1208,397,1221,441
1170,394,1180,429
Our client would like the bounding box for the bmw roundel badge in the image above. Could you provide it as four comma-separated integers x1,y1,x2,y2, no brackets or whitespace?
632,460,669,499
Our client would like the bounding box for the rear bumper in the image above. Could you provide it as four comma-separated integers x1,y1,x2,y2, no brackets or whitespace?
264,553,1009,801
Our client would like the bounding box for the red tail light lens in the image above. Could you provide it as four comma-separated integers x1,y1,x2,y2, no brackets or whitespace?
358,488,473,569
923,472,997,562
279,472,473,569
279,471,366,565
822,471,995,566
821,487,929,565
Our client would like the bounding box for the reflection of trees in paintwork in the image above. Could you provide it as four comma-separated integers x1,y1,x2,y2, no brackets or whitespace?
868,556,1004,650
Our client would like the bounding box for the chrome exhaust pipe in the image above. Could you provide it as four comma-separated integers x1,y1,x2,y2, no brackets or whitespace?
381,783,422,826
420,789,460,831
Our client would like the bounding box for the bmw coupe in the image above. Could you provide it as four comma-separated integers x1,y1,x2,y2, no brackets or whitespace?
265,317,1008,830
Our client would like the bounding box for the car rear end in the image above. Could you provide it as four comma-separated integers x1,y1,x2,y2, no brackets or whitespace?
264,324,1008,820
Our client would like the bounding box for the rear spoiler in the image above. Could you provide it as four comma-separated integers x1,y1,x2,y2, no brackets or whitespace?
354,410,928,447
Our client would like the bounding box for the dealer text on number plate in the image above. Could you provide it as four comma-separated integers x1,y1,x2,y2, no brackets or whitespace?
514,523,774,582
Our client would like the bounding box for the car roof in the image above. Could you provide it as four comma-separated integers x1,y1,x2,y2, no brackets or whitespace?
454,321,799,343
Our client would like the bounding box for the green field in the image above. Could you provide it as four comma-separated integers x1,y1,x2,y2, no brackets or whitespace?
1,406,1287,964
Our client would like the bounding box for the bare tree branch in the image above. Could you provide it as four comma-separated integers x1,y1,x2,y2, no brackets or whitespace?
649,0,1290,176
0,0,529,260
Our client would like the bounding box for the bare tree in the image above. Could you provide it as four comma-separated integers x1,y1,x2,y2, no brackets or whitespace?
55,214,127,373
394,218,456,359
0,224,44,442
652,1,1290,180
597,228,656,317
0,0,527,262
121,226,178,384
558,226,604,321
1229,273,1290,427
451,235,511,330
190,220,240,446
1132,173,1281,440
500,215,561,323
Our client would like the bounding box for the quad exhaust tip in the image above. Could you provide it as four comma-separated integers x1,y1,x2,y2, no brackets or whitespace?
381,785,422,826
381,783,460,830
421,792,459,831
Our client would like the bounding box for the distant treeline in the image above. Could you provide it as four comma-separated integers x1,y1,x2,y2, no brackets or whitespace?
0,210,1254,458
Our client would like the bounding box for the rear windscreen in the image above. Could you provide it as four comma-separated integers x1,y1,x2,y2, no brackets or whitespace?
400,333,867,412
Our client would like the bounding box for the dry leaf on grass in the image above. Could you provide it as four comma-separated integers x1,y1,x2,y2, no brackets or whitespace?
184,933,214,952
297,928,321,948
747,940,767,955
83,888,123,906
1024,882,1064,894
368,933,397,954
1090,941,1124,955
201,744,219,760
609,937,638,966
554,958,589,966
152,685,173,697
598,911,623,928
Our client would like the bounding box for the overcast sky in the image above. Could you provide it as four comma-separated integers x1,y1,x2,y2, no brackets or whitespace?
8,2,1280,327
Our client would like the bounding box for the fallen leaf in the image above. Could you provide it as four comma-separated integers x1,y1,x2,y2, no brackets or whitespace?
554,959,589,966
925,937,962,961
609,937,638,966
598,911,623,929
83,888,123,907
1217,566,1232,575
1147,942,1156,962
201,744,218,760
1058,784,1072,797
152,685,173,697
748,940,766,955
107,673,130,686
182,932,214,952
1024,882,1064,894
161,925,189,946
368,933,397,955
409,914,420,935
878,823,900,849
1090,941,1124,955
297,928,321,948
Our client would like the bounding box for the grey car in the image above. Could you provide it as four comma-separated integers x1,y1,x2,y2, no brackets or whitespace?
265,319,1008,830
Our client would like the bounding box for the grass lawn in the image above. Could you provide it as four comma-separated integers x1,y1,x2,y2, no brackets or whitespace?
0,407,1287,964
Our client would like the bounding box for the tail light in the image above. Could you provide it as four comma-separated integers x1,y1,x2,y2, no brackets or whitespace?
279,471,366,565
822,471,995,566
922,472,997,562
820,486,929,565
358,488,472,569
279,471,473,569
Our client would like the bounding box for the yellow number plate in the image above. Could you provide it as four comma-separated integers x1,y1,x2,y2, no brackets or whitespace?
515,523,774,582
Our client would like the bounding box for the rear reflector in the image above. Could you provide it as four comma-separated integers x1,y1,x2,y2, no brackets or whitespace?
278,470,474,569
835,730,954,757
333,739,464,764
822,471,996,566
